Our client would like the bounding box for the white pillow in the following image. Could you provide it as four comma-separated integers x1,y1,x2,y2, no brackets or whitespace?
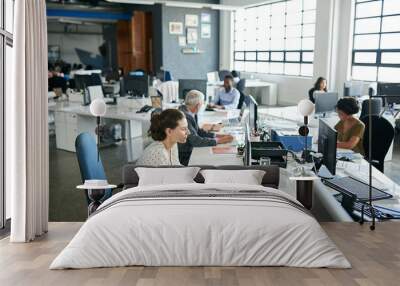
135,167,200,186
200,169,265,185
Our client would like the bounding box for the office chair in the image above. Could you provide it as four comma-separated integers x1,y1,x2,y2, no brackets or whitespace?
360,98,382,119
164,71,172,81
75,133,114,206
218,70,231,81
236,78,246,93
360,115,394,173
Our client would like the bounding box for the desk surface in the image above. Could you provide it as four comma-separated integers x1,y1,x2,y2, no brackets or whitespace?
208,79,276,88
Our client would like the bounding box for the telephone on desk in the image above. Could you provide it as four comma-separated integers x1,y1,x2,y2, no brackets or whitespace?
136,105,153,113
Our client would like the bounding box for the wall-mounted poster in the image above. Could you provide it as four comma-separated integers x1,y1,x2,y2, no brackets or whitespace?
201,24,211,38
185,14,199,27
169,22,183,34
187,28,198,44
178,36,186,47
201,13,211,23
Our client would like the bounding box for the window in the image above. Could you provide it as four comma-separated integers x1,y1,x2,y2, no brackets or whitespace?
233,0,317,77
1,0,14,229
351,0,400,82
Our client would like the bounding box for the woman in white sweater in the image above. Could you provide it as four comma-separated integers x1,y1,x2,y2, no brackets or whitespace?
136,109,188,166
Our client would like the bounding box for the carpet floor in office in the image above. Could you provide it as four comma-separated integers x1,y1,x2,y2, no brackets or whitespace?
49,132,400,222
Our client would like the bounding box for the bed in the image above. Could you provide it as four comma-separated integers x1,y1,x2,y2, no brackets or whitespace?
50,165,350,269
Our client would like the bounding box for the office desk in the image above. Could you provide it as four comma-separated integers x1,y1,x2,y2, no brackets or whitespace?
259,105,395,161
50,101,151,152
189,106,400,222
208,80,278,106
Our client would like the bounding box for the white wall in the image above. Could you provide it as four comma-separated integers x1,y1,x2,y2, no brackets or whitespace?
220,0,355,105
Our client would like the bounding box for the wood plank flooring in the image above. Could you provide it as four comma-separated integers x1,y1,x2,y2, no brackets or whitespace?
1,222,400,286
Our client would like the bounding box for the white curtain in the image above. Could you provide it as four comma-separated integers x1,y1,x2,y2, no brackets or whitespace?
8,0,49,242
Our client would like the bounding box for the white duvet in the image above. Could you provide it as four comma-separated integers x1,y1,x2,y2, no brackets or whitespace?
50,183,351,269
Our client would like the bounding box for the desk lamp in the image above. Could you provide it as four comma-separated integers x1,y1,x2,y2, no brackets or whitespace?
90,98,107,161
297,99,315,163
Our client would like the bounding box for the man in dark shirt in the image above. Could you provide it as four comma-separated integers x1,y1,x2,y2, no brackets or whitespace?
178,90,233,165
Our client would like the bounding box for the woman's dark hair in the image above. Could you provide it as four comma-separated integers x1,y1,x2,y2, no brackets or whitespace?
231,70,239,78
314,77,327,91
224,74,234,81
336,97,359,115
148,109,185,141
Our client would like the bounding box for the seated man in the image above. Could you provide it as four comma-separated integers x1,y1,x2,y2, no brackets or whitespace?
208,75,240,110
178,90,234,166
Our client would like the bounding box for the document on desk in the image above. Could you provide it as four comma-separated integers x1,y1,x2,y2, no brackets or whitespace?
212,146,237,154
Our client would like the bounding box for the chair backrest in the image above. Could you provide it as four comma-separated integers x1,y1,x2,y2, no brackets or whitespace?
360,115,394,173
75,133,112,203
360,98,382,119
164,71,172,81
218,70,231,81
236,78,246,93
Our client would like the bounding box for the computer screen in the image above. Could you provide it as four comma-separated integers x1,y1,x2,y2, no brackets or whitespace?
178,79,207,100
314,92,339,115
248,95,258,131
207,71,219,83
244,123,252,166
377,82,400,105
344,81,364,97
74,74,102,90
318,119,337,175
123,75,149,97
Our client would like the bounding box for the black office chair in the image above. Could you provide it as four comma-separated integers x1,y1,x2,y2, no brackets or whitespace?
360,115,394,173
236,78,246,93
359,98,382,119
218,70,231,81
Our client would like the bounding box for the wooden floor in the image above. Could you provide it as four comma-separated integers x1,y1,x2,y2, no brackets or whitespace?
0,222,399,286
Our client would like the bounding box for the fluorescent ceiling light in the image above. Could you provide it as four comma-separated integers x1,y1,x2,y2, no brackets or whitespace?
209,4,240,11
106,0,155,5
106,0,242,10
165,1,204,9
59,18,83,25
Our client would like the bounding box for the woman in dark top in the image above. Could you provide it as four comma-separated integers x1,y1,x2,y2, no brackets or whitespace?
335,97,365,155
308,77,328,103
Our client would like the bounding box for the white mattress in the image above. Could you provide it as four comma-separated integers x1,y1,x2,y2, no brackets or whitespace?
50,183,351,269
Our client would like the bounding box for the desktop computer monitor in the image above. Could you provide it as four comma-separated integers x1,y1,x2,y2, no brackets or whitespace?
123,74,149,97
318,119,337,175
377,82,400,105
248,95,258,131
178,79,207,100
207,71,220,83
344,81,364,97
314,92,338,115
244,122,252,166
74,74,102,90
74,74,91,91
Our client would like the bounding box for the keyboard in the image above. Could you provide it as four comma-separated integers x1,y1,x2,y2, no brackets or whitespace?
334,193,394,220
323,176,392,202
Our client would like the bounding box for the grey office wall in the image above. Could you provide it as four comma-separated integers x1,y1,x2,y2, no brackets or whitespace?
161,6,219,80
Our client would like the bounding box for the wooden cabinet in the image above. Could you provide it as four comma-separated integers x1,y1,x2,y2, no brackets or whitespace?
117,11,153,75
